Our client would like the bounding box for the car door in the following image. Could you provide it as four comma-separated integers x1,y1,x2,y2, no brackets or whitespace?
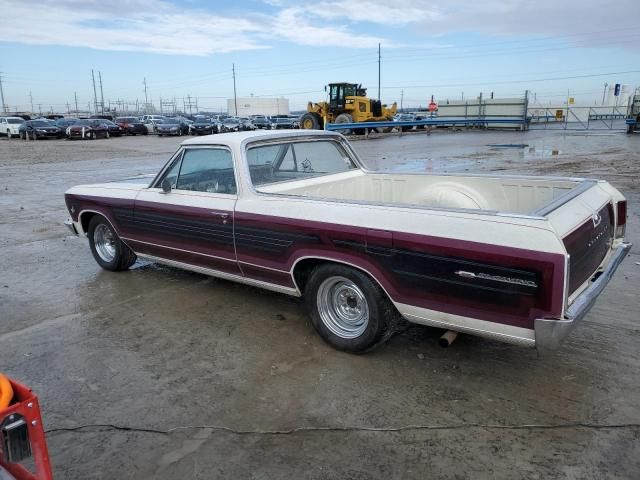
128,146,241,275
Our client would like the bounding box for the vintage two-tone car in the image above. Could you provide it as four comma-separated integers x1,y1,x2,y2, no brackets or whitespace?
64,130,631,353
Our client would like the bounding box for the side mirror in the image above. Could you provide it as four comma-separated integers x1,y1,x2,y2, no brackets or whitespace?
161,179,172,194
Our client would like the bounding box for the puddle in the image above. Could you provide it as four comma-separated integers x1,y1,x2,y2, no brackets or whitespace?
522,146,561,160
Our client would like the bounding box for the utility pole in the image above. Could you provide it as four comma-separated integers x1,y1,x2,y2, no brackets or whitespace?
66,102,70,114
91,69,98,114
377,43,381,101
29,91,34,113
0,72,6,113
400,89,404,112
143,77,149,112
232,63,238,116
37,104,42,116
74,92,79,113
602,82,608,106
98,71,105,113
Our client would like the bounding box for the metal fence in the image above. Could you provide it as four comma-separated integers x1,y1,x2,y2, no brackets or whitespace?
527,105,628,131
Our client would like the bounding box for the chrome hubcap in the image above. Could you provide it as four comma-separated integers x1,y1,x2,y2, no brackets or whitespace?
94,224,116,262
317,276,369,339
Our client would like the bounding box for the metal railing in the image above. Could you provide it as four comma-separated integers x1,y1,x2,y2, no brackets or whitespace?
527,106,628,131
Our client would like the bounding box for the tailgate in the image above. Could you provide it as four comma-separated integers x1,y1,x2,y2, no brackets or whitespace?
544,183,615,297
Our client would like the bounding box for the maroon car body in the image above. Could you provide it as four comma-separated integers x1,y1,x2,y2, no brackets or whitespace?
66,119,110,140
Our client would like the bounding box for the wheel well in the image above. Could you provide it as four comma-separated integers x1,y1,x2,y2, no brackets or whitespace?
292,257,389,299
292,258,327,293
79,211,98,234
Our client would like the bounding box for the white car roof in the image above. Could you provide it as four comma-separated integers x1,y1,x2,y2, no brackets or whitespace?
0,116,25,121
180,129,341,148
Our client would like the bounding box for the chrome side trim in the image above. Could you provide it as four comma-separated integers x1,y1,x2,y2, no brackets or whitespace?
395,302,536,347
533,180,597,216
239,259,290,273
535,242,632,352
121,237,237,264
137,253,300,297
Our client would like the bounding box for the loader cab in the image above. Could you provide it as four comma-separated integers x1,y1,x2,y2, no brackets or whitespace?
328,83,362,111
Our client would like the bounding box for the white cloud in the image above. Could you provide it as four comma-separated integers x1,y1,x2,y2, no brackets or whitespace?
0,0,391,55
1,0,638,56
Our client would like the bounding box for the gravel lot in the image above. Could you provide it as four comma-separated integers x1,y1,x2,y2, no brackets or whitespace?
1,130,639,479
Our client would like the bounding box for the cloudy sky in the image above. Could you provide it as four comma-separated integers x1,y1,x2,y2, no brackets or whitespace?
0,0,639,112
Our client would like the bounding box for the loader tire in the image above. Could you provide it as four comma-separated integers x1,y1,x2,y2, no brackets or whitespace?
300,112,322,130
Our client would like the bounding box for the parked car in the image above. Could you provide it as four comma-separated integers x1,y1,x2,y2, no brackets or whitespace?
238,117,256,131
143,118,164,134
219,117,241,133
63,130,631,354
156,118,187,136
115,116,147,135
90,119,124,136
141,115,164,123
269,117,297,129
250,115,270,129
18,120,63,139
393,113,417,132
0,116,25,137
66,119,110,140
189,118,216,135
55,118,81,135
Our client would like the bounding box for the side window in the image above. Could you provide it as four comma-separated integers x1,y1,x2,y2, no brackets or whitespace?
176,148,237,194
162,154,182,189
291,141,355,174
278,145,296,171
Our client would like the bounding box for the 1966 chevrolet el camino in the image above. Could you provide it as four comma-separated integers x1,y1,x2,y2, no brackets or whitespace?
64,130,631,353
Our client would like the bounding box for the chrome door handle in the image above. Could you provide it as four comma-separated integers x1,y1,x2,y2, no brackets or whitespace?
211,212,230,224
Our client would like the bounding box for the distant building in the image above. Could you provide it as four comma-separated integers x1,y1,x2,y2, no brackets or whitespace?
227,97,289,116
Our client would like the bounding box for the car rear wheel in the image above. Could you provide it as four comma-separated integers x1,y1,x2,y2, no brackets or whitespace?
87,215,137,271
304,264,401,353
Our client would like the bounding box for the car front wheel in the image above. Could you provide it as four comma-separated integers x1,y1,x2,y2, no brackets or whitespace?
87,215,137,271
304,264,401,353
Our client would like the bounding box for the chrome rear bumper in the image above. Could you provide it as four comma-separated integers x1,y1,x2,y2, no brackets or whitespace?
535,242,632,352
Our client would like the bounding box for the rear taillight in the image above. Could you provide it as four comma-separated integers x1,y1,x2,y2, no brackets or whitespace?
616,201,627,238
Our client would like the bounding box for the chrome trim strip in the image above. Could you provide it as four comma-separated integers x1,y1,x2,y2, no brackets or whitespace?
533,180,597,216
535,242,632,352
121,237,237,264
239,260,290,273
138,253,300,297
395,302,536,347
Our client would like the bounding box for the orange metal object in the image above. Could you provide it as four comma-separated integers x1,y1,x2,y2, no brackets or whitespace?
0,378,53,480
0,375,13,410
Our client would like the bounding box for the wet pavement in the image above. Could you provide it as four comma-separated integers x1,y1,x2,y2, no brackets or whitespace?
1,131,639,479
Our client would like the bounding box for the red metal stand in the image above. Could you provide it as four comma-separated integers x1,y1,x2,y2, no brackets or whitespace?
0,379,53,480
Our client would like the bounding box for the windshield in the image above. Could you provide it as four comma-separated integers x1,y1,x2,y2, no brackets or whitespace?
116,117,137,123
161,119,180,125
8,118,24,124
247,139,358,187
30,120,51,127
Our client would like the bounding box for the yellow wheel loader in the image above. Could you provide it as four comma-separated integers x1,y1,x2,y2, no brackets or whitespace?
300,83,397,133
